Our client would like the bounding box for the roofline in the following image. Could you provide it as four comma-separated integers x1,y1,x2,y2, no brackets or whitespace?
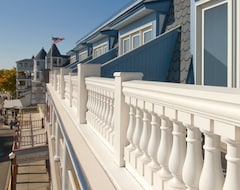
76,0,144,46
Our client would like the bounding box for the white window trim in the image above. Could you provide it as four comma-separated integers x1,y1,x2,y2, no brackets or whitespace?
195,0,235,87
143,28,153,43
120,23,153,55
122,37,130,54
93,42,107,58
79,51,87,61
132,33,141,49
236,0,240,87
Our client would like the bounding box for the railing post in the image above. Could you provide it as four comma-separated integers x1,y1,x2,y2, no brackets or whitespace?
77,64,101,124
113,72,143,167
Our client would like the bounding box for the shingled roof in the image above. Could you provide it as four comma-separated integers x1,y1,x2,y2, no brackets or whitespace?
35,48,47,60
165,0,192,83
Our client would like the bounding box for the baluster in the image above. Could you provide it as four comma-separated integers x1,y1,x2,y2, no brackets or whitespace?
109,101,115,146
102,92,110,137
100,90,107,134
168,120,186,189
105,95,113,138
131,107,143,167
199,131,224,190
182,126,203,190
223,139,240,190
99,90,105,132
154,116,172,189
94,90,100,129
92,89,97,126
138,108,151,175
124,104,136,162
106,94,114,142
86,89,91,123
145,112,160,184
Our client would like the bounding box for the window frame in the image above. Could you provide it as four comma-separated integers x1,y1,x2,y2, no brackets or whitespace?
120,23,153,55
93,43,107,59
195,0,235,87
79,51,88,61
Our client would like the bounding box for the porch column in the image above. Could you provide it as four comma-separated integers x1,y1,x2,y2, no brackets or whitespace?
77,64,101,124
113,72,143,167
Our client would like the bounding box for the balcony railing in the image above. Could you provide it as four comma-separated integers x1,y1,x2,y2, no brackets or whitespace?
48,65,240,190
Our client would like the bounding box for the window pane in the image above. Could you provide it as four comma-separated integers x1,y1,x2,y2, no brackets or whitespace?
143,30,152,43
132,35,140,49
123,38,130,53
204,4,227,86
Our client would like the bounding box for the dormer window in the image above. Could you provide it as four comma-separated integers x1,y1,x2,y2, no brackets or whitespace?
93,43,107,58
120,24,153,55
79,51,88,61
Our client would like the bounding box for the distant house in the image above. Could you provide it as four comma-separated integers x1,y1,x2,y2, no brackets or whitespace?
16,58,33,100
16,45,70,106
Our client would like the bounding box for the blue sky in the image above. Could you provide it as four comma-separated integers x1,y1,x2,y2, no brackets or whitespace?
0,0,134,69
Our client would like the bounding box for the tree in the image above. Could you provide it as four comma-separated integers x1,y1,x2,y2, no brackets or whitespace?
0,68,16,98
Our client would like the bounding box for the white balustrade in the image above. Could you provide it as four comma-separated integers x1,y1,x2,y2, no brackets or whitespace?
85,77,115,149
122,80,240,190
47,71,240,190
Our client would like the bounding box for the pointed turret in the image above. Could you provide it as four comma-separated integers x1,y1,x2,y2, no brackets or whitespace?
35,48,47,60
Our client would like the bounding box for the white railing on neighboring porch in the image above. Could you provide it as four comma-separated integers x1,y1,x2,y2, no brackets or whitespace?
48,64,240,190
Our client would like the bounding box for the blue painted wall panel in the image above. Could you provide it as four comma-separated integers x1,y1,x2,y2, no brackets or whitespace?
87,48,118,64
101,28,179,81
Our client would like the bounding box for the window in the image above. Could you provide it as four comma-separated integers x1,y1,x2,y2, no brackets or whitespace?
120,24,153,55
195,0,236,87
79,51,87,61
93,43,107,58
70,55,76,64
132,34,140,49
143,29,152,44
123,38,130,54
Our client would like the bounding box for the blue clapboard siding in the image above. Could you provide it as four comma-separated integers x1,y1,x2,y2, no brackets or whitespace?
101,27,180,81
87,47,118,64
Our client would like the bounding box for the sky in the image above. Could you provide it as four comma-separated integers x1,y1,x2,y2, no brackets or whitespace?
0,0,134,69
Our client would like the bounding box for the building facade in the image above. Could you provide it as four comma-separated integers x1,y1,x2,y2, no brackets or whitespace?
16,45,69,106
45,0,240,190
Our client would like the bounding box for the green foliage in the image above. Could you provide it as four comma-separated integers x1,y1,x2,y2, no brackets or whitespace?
0,68,16,97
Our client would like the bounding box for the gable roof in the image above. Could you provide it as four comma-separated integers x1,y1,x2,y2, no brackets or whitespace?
35,48,47,60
